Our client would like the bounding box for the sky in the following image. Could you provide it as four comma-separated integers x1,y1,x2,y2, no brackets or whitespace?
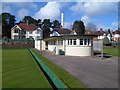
1,0,119,31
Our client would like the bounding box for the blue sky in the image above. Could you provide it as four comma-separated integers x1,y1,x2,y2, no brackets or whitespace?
1,1,118,31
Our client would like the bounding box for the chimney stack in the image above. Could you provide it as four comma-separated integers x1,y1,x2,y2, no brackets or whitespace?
61,12,64,27
100,28,102,31
26,20,29,25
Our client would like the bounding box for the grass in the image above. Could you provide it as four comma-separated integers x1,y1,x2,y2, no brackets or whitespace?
94,47,119,57
104,47,119,57
2,49,52,88
31,49,87,88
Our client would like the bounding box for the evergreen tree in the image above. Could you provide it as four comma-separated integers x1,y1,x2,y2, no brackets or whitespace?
1,13,16,38
72,20,85,34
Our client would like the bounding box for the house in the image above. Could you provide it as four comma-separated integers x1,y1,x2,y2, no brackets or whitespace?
35,28,97,56
11,21,43,40
50,27,71,36
92,28,107,40
112,29,120,41
35,12,97,56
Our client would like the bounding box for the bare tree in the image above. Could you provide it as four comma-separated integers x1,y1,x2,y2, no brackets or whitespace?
85,23,97,33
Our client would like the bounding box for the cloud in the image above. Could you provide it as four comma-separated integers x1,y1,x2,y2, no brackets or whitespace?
34,2,63,20
64,22,73,29
111,22,118,27
70,2,117,16
17,8,30,20
81,15,91,26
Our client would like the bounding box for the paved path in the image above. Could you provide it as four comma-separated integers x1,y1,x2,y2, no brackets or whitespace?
35,49,118,88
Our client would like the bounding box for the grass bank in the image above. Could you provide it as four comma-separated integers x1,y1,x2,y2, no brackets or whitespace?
31,49,87,88
2,50,52,88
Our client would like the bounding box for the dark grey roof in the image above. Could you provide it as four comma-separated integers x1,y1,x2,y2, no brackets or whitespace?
50,28,71,34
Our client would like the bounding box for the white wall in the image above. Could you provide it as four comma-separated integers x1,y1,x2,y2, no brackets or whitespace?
48,45,56,52
66,46,91,56
35,40,40,50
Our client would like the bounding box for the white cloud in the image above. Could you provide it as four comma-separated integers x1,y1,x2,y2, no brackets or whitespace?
70,2,117,16
17,8,30,20
81,15,91,26
34,2,62,20
111,22,118,27
64,22,72,29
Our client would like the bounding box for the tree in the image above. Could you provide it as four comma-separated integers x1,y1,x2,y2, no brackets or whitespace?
103,37,109,45
41,19,52,38
108,29,111,34
1,13,16,38
72,20,85,34
85,23,96,33
52,20,61,29
20,16,41,26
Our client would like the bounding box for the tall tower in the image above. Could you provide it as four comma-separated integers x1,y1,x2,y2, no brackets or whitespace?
61,12,64,27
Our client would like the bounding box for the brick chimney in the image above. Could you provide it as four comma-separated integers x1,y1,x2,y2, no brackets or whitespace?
100,28,102,31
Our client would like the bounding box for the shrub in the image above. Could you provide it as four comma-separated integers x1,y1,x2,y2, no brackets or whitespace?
103,37,109,45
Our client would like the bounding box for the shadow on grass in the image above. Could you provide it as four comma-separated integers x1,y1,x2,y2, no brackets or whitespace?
94,52,112,58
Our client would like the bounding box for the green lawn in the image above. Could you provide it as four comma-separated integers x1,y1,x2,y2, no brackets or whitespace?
31,49,87,88
104,48,119,57
94,47,119,57
2,49,52,88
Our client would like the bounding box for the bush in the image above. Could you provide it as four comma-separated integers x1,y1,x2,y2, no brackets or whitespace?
103,37,110,45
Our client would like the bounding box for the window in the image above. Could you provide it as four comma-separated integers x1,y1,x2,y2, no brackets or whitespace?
68,39,69,45
67,39,77,45
88,39,90,45
70,39,72,45
22,31,26,34
84,39,87,45
14,29,19,33
80,38,91,46
73,39,76,45
29,36,33,39
22,36,26,39
58,40,63,45
29,31,32,34
36,31,40,34
80,39,83,45
37,36,40,39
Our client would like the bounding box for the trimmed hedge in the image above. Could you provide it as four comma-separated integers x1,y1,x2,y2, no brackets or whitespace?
2,42,34,49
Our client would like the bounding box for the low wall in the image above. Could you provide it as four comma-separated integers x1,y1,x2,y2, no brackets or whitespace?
2,42,34,49
66,46,92,56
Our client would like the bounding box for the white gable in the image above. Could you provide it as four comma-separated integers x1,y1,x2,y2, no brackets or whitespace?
11,25,22,30
50,31,60,36
70,30,77,35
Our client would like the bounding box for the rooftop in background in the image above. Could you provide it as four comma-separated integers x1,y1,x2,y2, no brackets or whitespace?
50,28,72,34
112,28,120,34
18,23,37,31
